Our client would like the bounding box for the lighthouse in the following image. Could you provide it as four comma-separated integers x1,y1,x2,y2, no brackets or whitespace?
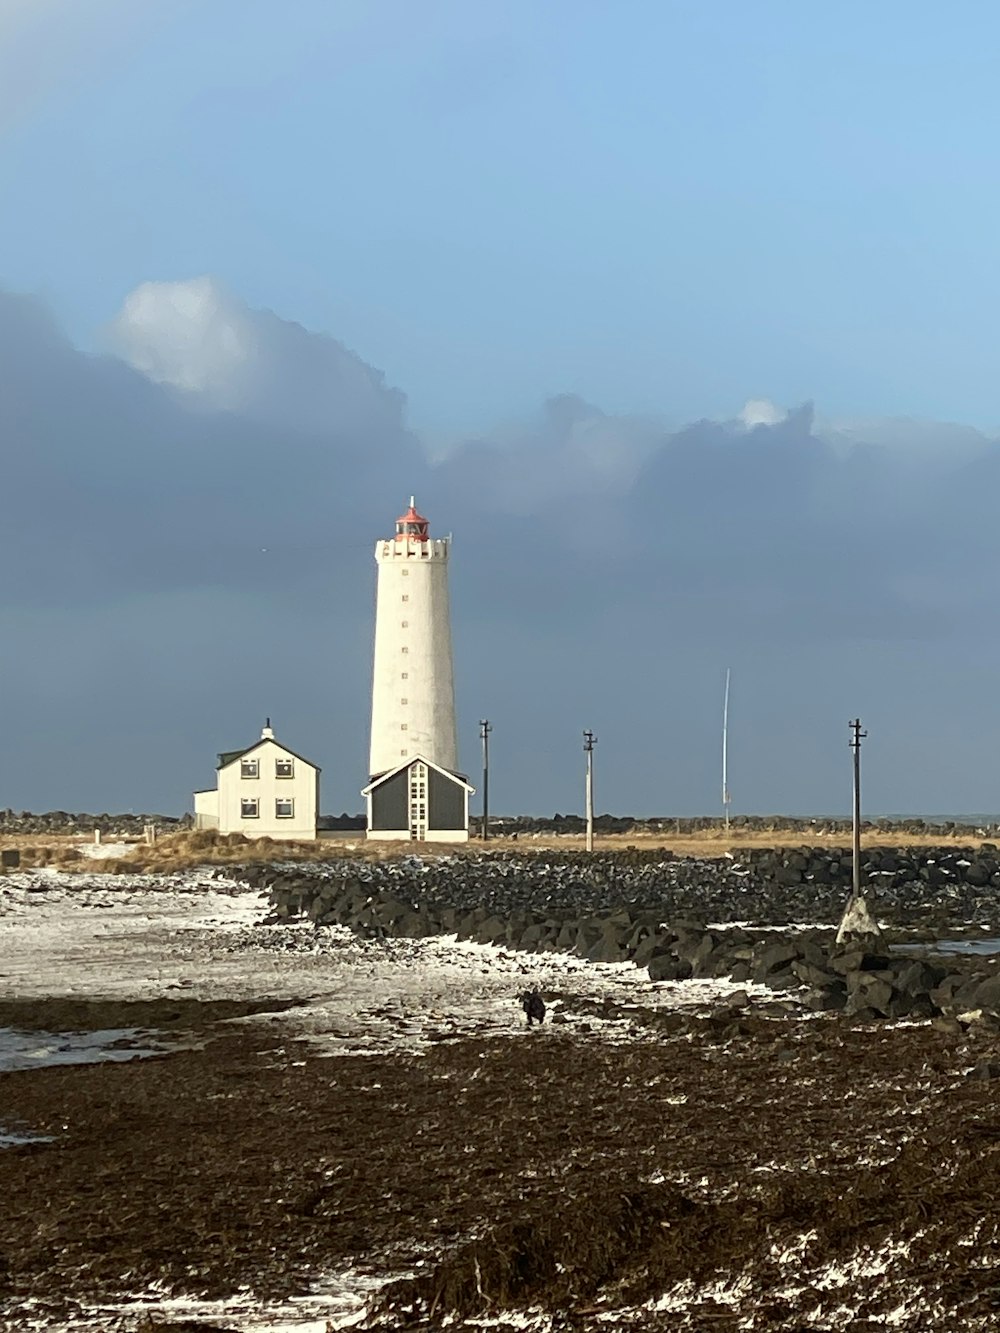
363,499,473,842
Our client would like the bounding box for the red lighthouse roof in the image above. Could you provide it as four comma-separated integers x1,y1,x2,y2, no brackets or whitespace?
395,496,429,542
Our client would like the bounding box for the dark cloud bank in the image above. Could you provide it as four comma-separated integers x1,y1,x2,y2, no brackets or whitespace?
2,280,999,818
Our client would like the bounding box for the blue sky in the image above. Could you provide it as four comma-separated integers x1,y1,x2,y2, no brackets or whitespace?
4,1,1000,817
5,0,1000,434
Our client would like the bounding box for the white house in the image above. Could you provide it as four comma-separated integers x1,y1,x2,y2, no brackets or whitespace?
193,720,319,841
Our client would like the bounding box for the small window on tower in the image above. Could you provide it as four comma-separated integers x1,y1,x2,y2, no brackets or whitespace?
401,568,409,577
401,646,409,654
400,748,408,756
401,698,408,705
400,723,408,731
401,594,409,602
401,672,408,679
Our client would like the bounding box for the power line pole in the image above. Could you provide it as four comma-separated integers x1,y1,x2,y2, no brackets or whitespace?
583,729,597,852
836,717,883,945
479,719,492,840
722,668,732,833
850,717,866,899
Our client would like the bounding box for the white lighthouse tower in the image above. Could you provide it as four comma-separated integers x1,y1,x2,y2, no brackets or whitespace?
363,500,472,842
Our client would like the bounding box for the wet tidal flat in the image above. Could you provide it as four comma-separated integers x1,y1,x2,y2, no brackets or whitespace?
2,1003,1000,1331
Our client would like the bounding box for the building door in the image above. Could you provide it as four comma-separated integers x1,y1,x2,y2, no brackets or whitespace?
408,762,428,840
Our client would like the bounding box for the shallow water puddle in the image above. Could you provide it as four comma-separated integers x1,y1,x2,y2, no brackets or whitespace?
895,937,1000,956
0,1026,174,1074
0,1126,53,1148
933,937,1000,955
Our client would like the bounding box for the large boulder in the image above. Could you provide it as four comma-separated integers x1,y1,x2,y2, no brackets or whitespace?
973,973,1000,1014
632,932,670,969
792,959,836,988
648,954,693,983
751,941,800,984
894,959,945,999
690,933,729,979
586,928,629,965
829,949,890,975
846,976,894,1015
474,915,508,945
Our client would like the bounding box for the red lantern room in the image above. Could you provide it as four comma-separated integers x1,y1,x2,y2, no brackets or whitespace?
395,496,429,542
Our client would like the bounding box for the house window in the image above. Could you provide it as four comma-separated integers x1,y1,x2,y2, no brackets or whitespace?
401,569,409,577
400,748,408,756
400,723,408,731
401,594,409,602
401,646,409,655
241,759,258,779
401,697,408,705
275,758,294,779
241,798,259,819
401,672,408,679
275,797,294,819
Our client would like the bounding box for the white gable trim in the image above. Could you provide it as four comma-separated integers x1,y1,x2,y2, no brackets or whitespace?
218,737,320,774
362,753,475,797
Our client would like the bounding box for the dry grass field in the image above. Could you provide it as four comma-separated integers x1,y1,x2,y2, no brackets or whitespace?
0,824,996,874
479,828,1000,857
0,830,368,874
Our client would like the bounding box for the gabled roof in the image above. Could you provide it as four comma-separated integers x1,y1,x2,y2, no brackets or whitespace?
362,753,475,796
217,749,248,770
217,736,321,772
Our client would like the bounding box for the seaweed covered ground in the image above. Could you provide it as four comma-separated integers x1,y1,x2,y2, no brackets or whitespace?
3,869,1000,1332
2,1002,1000,1331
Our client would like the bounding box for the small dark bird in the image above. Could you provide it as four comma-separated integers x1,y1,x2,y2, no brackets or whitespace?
521,988,546,1027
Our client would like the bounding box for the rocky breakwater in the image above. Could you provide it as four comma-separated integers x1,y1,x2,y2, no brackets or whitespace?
743,843,1000,931
494,813,1000,837
251,843,1000,933
226,848,1000,1030
0,809,187,836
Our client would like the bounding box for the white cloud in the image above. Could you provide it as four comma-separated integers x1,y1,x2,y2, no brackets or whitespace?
737,398,787,430
108,275,407,438
110,276,252,398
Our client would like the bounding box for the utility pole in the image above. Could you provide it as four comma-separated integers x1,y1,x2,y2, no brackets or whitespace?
836,717,883,945
850,717,866,898
479,719,492,840
583,729,597,852
722,668,732,834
